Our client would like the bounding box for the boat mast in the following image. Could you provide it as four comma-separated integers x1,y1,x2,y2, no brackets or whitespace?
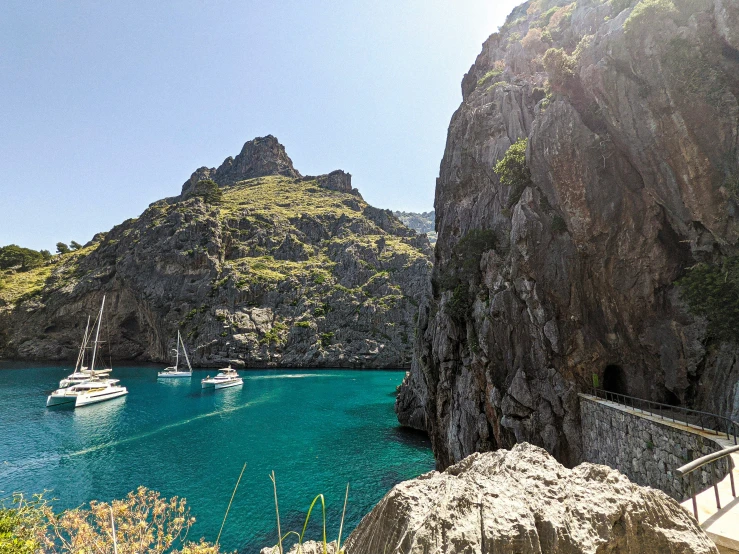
175,330,180,370
180,331,192,372
74,316,91,373
89,296,106,377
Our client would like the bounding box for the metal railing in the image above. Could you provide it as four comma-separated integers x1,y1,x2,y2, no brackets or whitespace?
591,388,739,445
676,445,739,519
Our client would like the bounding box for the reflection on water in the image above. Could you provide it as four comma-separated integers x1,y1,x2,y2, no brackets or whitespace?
70,395,127,429
156,378,192,388
0,365,434,552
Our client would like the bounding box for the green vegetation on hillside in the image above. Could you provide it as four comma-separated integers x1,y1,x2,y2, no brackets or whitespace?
677,257,739,342
186,179,224,204
0,245,97,306
624,0,677,34
477,67,503,88
222,176,353,218
439,229,498,322
494,138,533,208
662,36,730,108
0,245,50,271
542,48,576,90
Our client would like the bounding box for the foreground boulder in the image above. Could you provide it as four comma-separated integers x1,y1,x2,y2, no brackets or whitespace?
260,540,339,554
344,443,717,554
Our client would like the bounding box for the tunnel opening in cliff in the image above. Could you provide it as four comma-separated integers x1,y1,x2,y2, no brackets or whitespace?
663,388,681,407
603,365,628,396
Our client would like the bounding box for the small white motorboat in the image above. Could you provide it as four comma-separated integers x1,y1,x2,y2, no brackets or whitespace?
201,367,243,390
158,330,193,379
47,378,128,407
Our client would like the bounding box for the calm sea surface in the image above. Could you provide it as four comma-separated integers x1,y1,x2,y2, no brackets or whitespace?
0,363,434,552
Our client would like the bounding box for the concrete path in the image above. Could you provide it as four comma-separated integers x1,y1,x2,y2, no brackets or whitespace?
679,447,739,554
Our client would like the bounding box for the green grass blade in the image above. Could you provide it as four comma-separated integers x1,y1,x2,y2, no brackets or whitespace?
336,483,350,553
217,462,247,546
270,471,284,554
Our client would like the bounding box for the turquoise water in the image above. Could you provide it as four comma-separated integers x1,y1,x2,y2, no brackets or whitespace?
0,364,434,552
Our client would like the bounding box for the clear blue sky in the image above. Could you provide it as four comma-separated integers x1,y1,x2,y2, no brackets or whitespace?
1,1,521,251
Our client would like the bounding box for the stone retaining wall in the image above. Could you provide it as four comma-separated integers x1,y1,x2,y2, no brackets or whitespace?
580,394,731,500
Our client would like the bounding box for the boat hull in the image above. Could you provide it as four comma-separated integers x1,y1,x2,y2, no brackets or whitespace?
215,379,243,390
75,388,128,407
202,378,243,389
158,372,192,378
46,394,77,407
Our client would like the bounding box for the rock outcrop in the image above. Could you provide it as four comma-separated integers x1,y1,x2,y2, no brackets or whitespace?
307,170,359,196
181,135,302,197
345,443,719,554
260,541,338,554
0,137,431,368
397,0,739,468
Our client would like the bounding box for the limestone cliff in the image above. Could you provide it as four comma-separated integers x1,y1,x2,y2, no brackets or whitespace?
0,137,431,368
397,0,739,468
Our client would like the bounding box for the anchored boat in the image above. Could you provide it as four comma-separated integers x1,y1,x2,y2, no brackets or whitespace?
58,316,111,387
46,378,128,407
201,367,243,390
158,330,193,378
47,296,128,408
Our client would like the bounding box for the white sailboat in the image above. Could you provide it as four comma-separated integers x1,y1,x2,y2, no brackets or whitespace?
58,316,112,387
158,330,193,378
201,366,243,390
47,296,128,408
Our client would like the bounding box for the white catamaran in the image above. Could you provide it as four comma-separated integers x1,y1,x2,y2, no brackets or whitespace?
158,330,193,378
58,316,111,388
47,296,128,408
201,367,243,390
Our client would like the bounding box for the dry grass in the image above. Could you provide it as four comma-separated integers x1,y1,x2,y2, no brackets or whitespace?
0,488,230,554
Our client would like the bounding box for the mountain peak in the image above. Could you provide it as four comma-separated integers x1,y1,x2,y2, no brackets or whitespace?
181,135,301,196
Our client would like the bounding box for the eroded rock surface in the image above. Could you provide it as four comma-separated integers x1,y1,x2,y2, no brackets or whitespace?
345,443,719,554
260,541,338,554
397,0,739,468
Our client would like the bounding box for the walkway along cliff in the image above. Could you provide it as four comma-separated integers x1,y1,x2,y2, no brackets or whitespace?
396,0,739,469
0,136,432,368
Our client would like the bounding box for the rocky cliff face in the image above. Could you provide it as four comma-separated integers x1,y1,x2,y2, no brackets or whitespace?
0,137,431,368
397,0,739,468
345,443,719,554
